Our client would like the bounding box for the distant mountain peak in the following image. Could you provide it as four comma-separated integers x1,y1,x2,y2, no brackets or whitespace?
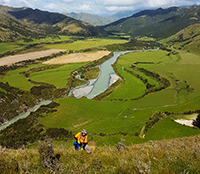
64,12,117,26
104,5,200,39
131,6,179,18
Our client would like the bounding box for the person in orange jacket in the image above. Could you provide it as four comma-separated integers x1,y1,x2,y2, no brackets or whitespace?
74,129,91,153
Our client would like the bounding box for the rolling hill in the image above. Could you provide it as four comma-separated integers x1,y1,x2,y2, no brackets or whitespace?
0,5,45,42
104,5,200,39
64,12,117,26
161,23,200,55
0,5,107,42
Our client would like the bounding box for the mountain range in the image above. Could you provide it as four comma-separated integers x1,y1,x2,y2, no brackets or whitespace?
161,23,200,55
104,5,200,39
0,5,107,42
64,12,117,26
1,4,200,42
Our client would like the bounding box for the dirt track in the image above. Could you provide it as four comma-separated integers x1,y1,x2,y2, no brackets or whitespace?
0,49,66,66
43,51,111,64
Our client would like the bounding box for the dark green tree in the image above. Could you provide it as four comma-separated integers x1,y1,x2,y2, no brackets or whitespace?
193,113,200,128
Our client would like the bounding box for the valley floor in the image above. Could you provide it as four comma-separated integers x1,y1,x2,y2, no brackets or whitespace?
0,49,66,66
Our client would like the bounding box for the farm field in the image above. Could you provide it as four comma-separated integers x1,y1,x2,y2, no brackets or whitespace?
30,63,87,88
43,51,111,64
0,49,66,66
44,38,128,50
0,36,73,54
1,38,200,147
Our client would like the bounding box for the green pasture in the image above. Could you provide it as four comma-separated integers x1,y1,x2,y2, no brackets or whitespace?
111,50,200,106
0,42,21,54
38,97,156,145
44,38,128,50
30,63,87,88
145,116,200,141
106,64,146,100
0,64,43,91
0,36,73,54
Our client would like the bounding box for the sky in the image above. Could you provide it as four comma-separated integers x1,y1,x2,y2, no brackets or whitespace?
0,0,200,16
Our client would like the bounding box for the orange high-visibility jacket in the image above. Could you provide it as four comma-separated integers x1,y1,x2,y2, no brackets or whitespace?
75,132,88,144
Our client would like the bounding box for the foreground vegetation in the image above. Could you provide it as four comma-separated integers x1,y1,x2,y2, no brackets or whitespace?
1,135,200,173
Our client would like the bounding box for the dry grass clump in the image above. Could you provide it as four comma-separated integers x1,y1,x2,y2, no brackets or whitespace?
0,135,200,173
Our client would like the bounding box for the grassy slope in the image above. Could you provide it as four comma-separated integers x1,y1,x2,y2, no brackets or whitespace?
145,116,199,140
44,38,128,50
0,36,72,54
1,134,200,173
161,23,200,55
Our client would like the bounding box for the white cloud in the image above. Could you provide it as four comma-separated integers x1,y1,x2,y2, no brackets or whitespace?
77,3,91,11
100,0,141,6
45,3,57,10
0,0,199,15
0,0,10,3
106,6,135,12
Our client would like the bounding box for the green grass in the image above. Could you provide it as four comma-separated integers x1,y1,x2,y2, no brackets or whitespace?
161,23,200,56
0,42,22,54
0,35,73,54
106,65,146,100
38,97,156,145
30,63,87,88
145,116,200,140
44,38,128,50
0,64,43,91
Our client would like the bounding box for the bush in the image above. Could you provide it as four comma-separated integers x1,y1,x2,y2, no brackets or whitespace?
193,113,200,128
38,139,61,173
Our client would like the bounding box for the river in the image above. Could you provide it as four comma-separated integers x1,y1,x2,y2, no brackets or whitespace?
86,51,132,99
0,100,52,131
70,51,133,99
71,49,159,99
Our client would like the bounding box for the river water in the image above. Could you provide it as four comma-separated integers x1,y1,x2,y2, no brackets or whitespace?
0,100,52,131
86,51,132,99
71,49,159,99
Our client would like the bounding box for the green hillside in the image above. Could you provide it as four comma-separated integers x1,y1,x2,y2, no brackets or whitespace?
104,5,200,39
0,12,44,42
0,5,107,43
161,23,200,55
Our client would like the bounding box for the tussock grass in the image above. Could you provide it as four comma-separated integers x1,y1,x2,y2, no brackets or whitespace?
1,135,200,173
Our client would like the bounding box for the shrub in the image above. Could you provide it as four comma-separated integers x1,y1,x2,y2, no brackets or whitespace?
193,113,200,128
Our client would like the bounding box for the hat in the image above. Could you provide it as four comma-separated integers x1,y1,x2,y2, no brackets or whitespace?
81,129,87,134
